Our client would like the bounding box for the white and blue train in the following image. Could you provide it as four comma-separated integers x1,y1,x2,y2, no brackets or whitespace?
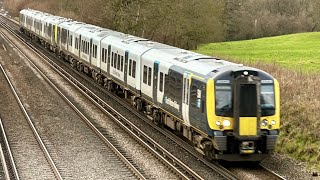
19,9,280,162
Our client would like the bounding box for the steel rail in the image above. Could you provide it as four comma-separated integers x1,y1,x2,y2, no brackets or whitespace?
0,64,63,180
0,17,207,180
260,164,287,180
1,13,286,180
0,21,147,180
0,115,18,180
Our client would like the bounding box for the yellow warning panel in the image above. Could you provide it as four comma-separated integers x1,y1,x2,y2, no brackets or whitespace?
239,117,257,136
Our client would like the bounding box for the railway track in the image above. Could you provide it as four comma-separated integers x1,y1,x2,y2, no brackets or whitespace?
0,26,148,180
1,15,287,180
0,17,204,179
0,116,17,180
0,64,62,180
227,163,286,180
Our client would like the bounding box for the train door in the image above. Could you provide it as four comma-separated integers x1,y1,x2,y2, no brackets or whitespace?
124,51,129,86
153,61,159,101
182,72,191,126
233,75,261,138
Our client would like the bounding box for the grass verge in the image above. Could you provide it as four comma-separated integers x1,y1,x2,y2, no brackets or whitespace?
196,34,320,171
195,32,320,73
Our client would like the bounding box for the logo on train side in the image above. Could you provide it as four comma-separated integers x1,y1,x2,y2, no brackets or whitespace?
261,80,273,84
164,96,180,111
112,69,121,77
216,80,230,84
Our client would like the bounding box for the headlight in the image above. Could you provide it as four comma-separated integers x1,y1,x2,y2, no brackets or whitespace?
261,119,268,127
223,120,231,127
271,120,276,125
215,121,221,126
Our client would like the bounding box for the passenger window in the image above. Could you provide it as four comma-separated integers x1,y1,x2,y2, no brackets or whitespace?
108,45,111,64
148,67,152,86
86,42,88,54
95,45,97,58
85,42,87,54
132,61,136,78
93,45,95,58
102,48,105,62
114,53,117,68
87,42,89,54
121,56,124,71
104,49,110,63
92,45,95,57
129,59,132,76
117,54,121,70
75,38,78,49
143,66,147,84
111,52,114,67
69,35,73,46
160,72,164,92
82,41,84,52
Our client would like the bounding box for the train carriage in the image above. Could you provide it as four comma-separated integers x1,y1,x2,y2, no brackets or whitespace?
19,9,39,34
100,35,149,94
32,12,50,39
19,9,280,162
57,20,77,55
19,9,27,28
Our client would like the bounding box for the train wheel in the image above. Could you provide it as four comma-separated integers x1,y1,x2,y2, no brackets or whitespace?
136,99,143,112
203,141,215,161
152,110,161,125
97,75,103,85
107,81,114,92
71,59,77,68
80,64,84,72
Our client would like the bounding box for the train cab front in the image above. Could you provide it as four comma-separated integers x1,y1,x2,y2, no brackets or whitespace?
206,69,280,162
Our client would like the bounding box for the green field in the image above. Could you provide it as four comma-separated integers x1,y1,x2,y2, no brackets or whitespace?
196,32,320,73
197,33,320,171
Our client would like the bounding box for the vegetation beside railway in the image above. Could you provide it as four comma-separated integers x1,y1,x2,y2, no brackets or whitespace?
5,0,320,49
196,32,320,73
4,0,320,173
197,33,320,171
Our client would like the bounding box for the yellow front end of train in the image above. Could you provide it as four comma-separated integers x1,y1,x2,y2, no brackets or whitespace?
206,70,280,161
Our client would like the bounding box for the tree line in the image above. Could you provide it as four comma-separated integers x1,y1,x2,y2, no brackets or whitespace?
5,0,320,49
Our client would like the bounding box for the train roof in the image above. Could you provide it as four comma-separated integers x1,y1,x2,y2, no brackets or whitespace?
142,47,235,75
19,9,272,78
59,20,82,30
102,35,152,55
20,9,40,17
102,33,237,75
33,12,51,22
